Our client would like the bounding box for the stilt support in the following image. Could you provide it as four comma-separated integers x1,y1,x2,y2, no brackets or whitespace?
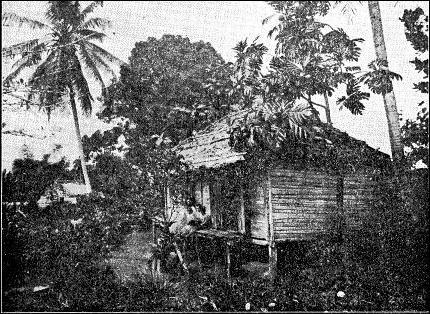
268,244,277,282
195,234,202,269
226,241,232,283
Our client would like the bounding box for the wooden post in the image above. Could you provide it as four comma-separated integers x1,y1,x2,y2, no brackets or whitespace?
239,184,246,234
212,181,218,229
267,175,274,244
226,241,232,284
195,234,202,269
183,239,187,264
156,258,161,274
268,244,278,282
152,220,156,244
336,174,345,242
165,185,171,220
151,220,161,276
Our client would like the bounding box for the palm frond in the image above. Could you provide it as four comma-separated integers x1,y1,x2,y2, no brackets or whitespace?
85,42,126,65
85,44,118,81
26,50,67,119
69,53,93,115
2,44,46,86
2,12,51,30
81,17,112,31
80,1,104,20
77,43,106,97
2,39,39,59
75,29,107,43
29,51,57,81
2,55,33,86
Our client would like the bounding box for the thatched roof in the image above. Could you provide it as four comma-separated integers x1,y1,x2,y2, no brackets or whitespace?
174,110,250,169
175,107,389,170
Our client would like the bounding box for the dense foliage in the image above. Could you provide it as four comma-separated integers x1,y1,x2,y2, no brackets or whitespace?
4,183,428,311
100,34,236,144
85,35,251,221
2,196,145,311
400,7,429,168
265,1,369,117
1,155,71,206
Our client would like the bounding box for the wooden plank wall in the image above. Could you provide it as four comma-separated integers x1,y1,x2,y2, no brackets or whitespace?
343,171,375,228
269,168,338,241
248,178,268,240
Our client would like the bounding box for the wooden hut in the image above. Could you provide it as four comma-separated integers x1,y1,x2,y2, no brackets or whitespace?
163,108,391,278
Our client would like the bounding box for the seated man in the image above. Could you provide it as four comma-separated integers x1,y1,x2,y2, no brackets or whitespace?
169,196,211,236
188,202,211,229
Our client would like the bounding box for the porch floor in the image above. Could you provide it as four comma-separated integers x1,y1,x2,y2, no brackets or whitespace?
195,228,244,241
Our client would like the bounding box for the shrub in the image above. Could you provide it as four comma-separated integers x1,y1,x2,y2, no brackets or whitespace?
1,155,70,205
1,192,138,311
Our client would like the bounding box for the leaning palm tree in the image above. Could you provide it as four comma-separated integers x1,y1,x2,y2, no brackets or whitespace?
367,1,405,179
2,1,125,193
331,1,405,176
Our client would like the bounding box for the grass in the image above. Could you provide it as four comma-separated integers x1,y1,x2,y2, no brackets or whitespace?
3,236,428,312
2,195,428,312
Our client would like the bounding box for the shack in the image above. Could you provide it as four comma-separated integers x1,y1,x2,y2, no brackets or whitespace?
38,180,87,208
162,106,391,278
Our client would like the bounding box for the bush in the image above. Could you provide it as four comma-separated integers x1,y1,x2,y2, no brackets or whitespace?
1,155,71,205
1,192,139,311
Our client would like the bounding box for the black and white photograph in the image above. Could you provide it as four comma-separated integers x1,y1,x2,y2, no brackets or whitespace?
1,1,429,312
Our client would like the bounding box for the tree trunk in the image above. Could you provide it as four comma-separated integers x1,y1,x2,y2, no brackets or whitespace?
368,1,405,179
323,92,332,125
69,88,92,194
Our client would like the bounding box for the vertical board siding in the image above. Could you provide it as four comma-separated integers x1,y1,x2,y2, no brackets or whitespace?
343,171,375,228
248,179,268,240
269,168,338,241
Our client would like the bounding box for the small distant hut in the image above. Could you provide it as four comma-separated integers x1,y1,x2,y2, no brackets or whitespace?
38,180,87,208
161,107,391,278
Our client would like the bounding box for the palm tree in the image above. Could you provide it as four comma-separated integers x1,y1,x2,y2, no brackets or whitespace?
367,1,405,179
2,1,125,193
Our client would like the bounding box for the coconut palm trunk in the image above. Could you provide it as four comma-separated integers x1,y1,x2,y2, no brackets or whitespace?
69,87,92,193
2,2,126,195
368,1,405,177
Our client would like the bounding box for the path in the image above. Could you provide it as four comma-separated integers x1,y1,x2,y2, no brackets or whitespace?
107,229,272,282
107,230,153,282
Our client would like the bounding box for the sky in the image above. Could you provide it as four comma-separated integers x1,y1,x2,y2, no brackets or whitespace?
1,1,429,171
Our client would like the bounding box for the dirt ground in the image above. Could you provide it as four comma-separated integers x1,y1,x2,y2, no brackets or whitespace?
107,230,154,282
107,230,270,282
